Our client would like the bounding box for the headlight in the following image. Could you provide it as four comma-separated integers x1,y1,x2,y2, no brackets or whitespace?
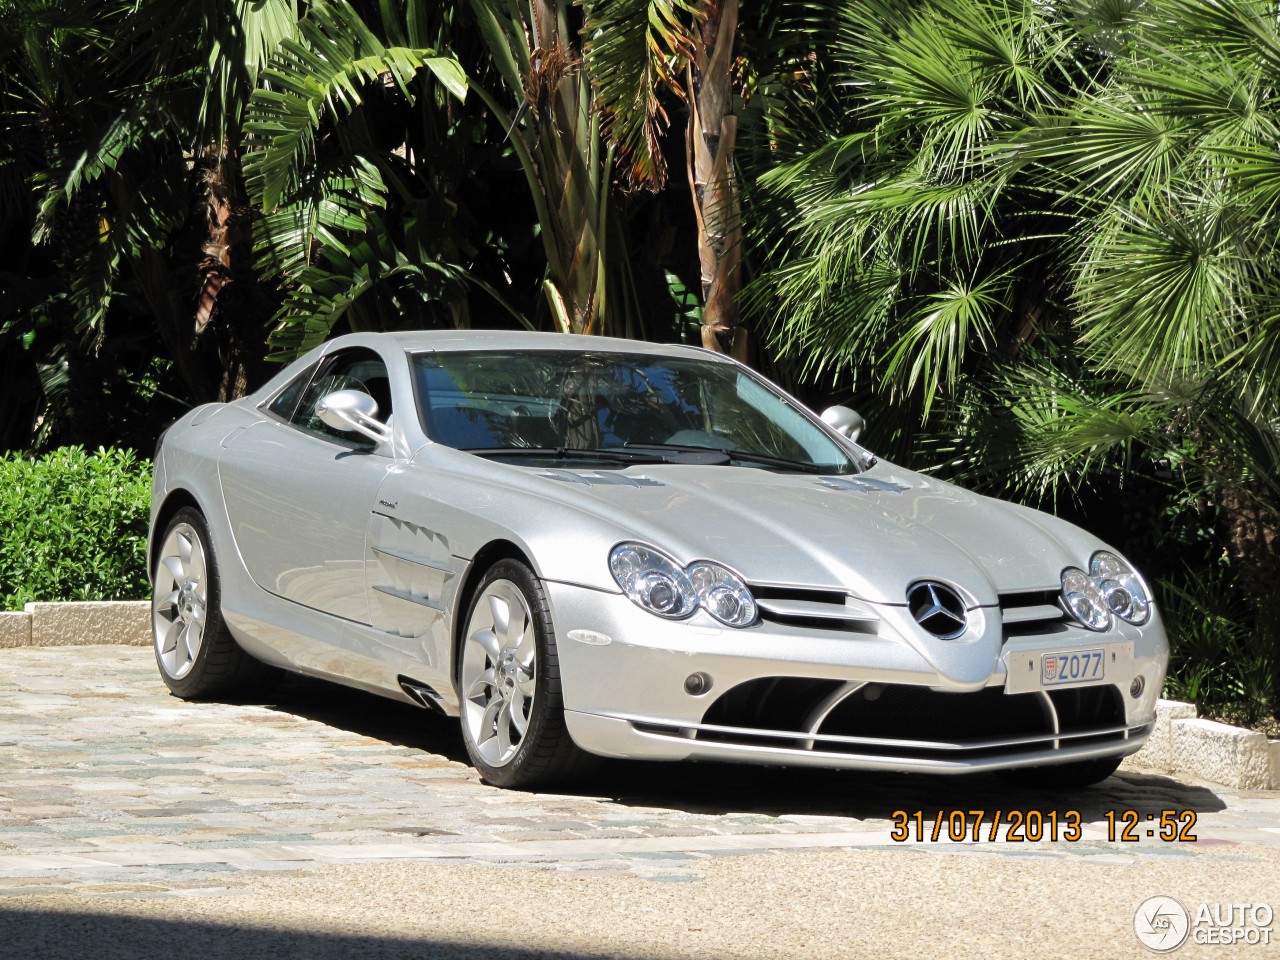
1090,551,1151,625
687,561,758,627
1059,551,1152,631
1061,568,1110,631
609,543,756,627
609,544,697,619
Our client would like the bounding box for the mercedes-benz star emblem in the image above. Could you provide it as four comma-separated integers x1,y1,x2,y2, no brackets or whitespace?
906,581,968,640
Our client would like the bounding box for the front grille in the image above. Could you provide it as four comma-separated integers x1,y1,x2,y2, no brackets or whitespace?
747,585,1082,644
661,677,1134,762
820,685,1050,741
999,589,1066,637
751,585,879,634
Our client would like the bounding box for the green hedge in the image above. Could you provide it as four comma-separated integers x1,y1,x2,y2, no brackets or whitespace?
0,446,151,609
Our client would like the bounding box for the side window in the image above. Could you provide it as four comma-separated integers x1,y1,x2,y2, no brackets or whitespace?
265,361,320,422
292,348,393,448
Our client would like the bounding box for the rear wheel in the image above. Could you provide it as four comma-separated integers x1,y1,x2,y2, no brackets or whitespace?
998,754,1123,789
152,507,281,701
458,559,593,789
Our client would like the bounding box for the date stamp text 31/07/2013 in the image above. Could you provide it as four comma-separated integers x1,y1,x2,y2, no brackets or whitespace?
890,809,1198,843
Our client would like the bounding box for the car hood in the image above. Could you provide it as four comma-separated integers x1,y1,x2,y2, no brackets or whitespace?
523,461,1101,606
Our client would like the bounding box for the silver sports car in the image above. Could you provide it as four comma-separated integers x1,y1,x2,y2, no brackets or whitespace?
149,331,1168,789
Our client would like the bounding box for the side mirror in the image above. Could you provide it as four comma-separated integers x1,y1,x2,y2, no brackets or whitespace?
820,405,865,443
315,389,392,446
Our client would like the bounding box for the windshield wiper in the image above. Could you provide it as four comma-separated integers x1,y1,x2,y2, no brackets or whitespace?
620,442,827,473
465,446,669,465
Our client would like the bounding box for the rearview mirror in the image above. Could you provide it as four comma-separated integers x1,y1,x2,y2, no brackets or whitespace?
315,389,392,446
820,405,865,443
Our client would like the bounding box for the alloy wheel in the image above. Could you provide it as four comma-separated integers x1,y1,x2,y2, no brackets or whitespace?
152,522,208,680
460,579,538,766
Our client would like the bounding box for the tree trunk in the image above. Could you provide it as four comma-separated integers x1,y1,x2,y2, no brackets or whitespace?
198,150,272,401
686,0,746,360
527,1,610,336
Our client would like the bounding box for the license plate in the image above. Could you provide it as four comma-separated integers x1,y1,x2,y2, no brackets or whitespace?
1041,649,1105,686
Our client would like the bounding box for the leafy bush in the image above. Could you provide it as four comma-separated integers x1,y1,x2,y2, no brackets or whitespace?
1160,568,1280,730
0,446,151,608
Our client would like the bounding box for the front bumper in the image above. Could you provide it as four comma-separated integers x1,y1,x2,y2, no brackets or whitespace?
545,580,1167,774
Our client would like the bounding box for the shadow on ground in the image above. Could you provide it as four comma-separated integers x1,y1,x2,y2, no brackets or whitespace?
0,911,626,960
266,672,471,763
263,671,1227,824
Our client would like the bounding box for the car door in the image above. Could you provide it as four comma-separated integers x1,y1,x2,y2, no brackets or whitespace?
219,346,398,624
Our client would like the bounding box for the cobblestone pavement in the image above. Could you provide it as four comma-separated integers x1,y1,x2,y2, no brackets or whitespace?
1,646,1278,958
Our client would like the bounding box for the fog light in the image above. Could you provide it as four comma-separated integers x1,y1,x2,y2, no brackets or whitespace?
1130,676,1145,699
684,672,712,696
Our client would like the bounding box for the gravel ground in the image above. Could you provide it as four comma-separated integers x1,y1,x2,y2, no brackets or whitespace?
4,845,1280,960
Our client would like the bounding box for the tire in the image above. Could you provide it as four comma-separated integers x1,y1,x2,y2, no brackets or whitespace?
998,754,1124,789
458,559,594,789
151,507,282,701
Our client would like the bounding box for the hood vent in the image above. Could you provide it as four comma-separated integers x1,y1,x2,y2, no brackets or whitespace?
818,476,909,494
539,470,664,488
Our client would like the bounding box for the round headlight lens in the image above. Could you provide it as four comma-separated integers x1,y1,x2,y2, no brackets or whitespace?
687,561,757,627
609,543,697,619
1060,567,1111,632
609,544,756,626
1090,551,1151,625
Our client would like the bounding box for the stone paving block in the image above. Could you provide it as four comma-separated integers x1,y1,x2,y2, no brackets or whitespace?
1171,717,1277,790
25,601,149,646
0,611,31,648
1121,697,1197,774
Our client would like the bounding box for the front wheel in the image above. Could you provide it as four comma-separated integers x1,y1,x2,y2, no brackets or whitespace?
152,507,281,701
458,559,593,789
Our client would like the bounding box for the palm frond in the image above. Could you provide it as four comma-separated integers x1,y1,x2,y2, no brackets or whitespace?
267,215,462,354
252,156,388,280
582,0,705,191
1073,190,1251,384
883,267,1010,413
243,0,465,212
1150,0,1280,78
921,358,1165,501
1018,93,1189,200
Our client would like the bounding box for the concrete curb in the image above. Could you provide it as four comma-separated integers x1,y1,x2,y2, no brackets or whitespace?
0,604,1276,790
0,601,149,649
1121,698,1280,790
0,611,32,648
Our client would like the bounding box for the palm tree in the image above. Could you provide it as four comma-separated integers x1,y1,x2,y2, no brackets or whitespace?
1,0,215,446
1,0,306,415
464,0,627,337
583,0,749,355
748,0,1089,408
1012,0,1280,628
242,0,486,356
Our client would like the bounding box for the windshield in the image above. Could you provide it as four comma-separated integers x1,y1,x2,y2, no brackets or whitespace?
411,350,857,474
